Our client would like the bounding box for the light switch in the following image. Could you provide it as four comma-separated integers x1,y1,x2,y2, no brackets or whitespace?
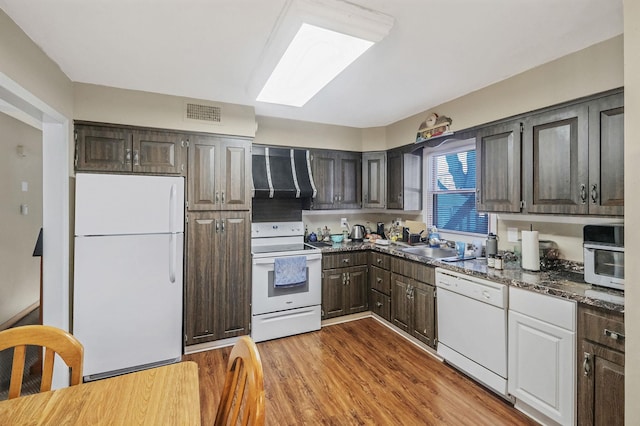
21,181,28,192
20,204,29,215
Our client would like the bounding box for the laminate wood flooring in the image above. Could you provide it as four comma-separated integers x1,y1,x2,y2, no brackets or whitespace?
183,317,538,425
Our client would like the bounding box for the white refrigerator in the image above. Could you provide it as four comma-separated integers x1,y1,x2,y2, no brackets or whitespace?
73,173,184,381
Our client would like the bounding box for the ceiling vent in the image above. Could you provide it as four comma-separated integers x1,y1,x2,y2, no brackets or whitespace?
184,102,222,125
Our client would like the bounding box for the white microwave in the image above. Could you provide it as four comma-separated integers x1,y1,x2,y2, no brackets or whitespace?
583,224,624,290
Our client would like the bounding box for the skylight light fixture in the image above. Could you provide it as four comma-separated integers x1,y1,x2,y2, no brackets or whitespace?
251,0,394,108
257,23,374,107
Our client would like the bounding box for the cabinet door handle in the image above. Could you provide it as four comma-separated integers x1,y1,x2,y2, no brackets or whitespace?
604,328,625,341
215,220,220,233
376,302,383,308
583,352,591,377
591,184,598,204
346,272,350,284
221,219,225,233
580,184,587,204
133,149,140,166
125,148,132,164
342,273,347,285
215,191,220,204
221,191,225,204
376,277,383,283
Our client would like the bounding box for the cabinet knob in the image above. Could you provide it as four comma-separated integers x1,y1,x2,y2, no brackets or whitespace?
376,258,382,264
376,277,382,283
342,258,350,264
376,302,383,307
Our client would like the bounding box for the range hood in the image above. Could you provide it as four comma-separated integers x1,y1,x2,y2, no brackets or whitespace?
252,146,317,199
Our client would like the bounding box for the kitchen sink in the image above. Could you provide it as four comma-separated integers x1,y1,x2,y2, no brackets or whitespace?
401,246,458,259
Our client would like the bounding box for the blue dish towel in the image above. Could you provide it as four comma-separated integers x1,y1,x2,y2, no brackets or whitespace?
274,256,307,287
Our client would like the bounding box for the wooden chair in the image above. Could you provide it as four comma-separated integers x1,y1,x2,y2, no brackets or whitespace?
0,324,84,399
214,336,265,426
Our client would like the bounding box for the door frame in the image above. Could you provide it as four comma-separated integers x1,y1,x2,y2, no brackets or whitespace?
0,71,70,388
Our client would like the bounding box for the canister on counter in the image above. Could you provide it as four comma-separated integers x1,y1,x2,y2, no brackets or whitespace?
494,255,503,270
487,254,495,268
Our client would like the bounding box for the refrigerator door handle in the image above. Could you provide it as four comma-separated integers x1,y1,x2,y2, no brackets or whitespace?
169,233,177,284
169,184,177,232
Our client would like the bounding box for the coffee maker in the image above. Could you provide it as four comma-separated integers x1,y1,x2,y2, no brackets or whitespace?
376,222,387,239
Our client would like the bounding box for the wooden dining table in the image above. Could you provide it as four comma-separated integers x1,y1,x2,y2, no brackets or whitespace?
0,361,201,425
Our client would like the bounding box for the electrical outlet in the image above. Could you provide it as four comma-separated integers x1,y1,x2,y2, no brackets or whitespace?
341,218,348,228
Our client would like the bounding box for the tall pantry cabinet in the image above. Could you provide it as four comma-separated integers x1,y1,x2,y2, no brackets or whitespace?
184,135,252,346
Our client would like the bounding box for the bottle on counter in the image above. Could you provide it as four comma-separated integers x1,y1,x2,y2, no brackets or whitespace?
494,255,503,270
487,254,495,268
486,233,498,257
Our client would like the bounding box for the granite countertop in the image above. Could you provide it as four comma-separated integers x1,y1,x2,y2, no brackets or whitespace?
314,240,624,313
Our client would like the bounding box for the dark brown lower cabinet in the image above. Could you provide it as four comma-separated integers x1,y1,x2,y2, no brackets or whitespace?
185,210,250,345
390,267,436,348
369,260,391,322
577,304,625,426
321,265,368,319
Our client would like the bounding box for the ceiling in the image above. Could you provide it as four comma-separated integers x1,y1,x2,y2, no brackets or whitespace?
0,0,623,128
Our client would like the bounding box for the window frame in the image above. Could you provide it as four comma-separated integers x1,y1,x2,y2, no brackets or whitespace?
424,138,492,237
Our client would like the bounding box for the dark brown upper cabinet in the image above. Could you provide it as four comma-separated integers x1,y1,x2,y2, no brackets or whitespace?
588,93,624,216
362,151,387,209
75,124,186,175
387,148,422,211
523,104,590,214
310,150,362,210
475,121,522,213
187,135,251,211
476,89,623,216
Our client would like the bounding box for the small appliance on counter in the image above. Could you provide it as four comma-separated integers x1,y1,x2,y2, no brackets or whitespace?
349,224,366,241
583,224,624,290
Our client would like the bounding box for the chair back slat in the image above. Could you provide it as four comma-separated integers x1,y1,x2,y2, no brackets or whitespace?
214,336,265,426
0,325,84,400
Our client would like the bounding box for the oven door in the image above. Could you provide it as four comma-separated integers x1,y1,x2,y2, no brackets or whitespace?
252,252,322,315
584,243,624,290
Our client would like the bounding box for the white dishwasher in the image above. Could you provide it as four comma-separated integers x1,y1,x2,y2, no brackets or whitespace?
435,268,509,398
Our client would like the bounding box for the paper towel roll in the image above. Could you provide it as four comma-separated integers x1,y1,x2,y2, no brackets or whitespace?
521,231,540,271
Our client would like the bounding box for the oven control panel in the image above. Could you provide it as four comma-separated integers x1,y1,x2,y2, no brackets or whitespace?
251,221,305,239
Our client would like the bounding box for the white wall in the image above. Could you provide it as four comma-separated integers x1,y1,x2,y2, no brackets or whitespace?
624,0,640,420
0,112,42,326
255,115,363,150
386,36,624,149
74,83,257,139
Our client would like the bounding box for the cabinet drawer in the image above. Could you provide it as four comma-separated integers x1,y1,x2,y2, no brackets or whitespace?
579,304,625,353
509,287,576,331
370,289,390,321
323,251,368,269
370,266,391,295
369,252,391,269
390,258,435,284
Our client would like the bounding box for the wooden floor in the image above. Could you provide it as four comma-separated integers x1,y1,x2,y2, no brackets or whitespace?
183,318,538,425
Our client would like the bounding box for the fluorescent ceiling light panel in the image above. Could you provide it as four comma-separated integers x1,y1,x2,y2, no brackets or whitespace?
257,23,374,107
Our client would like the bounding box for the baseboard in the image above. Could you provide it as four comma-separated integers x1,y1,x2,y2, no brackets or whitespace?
320,311,371,326
183,336,240,355
0,301,39,331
